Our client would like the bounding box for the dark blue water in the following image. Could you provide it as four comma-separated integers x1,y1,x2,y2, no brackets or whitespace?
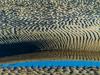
0,41,40,57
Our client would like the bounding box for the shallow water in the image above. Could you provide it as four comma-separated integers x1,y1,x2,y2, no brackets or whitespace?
1,60,100,68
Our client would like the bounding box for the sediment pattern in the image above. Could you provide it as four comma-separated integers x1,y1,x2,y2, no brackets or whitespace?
0,0,100,51
1,50,100,63
0,66,100,75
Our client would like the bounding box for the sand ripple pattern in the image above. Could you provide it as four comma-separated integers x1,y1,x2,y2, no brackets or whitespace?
0,0,100,51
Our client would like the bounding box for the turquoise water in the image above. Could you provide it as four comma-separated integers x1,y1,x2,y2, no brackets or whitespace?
1,60,100,68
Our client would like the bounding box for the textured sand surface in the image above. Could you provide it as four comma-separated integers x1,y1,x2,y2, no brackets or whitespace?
0,0,100,63
0,66,100,75
0,0,99,51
